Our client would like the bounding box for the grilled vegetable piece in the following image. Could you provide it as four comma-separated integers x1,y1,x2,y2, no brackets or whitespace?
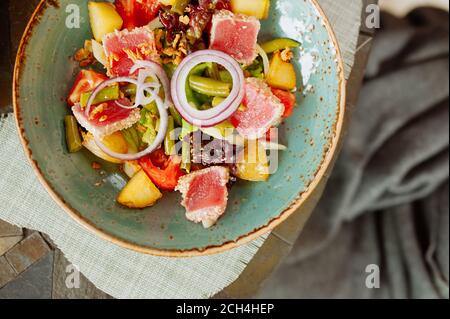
117,170,162,208
88,2,123,42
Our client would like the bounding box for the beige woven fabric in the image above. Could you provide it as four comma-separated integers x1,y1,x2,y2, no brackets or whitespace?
0,0,361,299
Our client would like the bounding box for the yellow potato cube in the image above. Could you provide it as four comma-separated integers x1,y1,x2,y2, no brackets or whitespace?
231,0,270,20
88,2,123,42
266,52,297,90
235,141,270,182
82,131,128,164
117,170,162,209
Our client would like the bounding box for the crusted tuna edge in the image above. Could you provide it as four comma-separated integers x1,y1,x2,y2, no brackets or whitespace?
102,26,159,76
212,9,261,24
72,105,141,139
239,78,285,139
102,26,155,50
176,166,230,228
210,10,261,65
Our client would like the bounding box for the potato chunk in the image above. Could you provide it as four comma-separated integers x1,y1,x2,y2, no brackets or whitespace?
235,141,270,182
266,52,297,90
231,0,270,20
88,2,123,42
82,131,128,164
117,170,162,209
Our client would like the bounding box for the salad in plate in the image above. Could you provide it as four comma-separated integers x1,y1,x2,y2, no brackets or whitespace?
66,0,301,228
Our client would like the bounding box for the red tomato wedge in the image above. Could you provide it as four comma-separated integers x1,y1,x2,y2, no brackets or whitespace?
139,149,185,191
67,70,107,106
271,88,297,118
115,0,161,30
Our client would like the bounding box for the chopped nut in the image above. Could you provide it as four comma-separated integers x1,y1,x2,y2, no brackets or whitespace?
89,103,108,120
280,48,294,62
74,41,94,66
155,29,164,51
179,15,190,25
84,40,93,52
74,48,91,61
172,34,181,48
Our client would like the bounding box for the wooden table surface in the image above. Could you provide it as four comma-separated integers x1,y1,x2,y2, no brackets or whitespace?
0,0,377,299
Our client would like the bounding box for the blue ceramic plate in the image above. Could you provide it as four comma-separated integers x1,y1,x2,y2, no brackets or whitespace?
14,0,346,256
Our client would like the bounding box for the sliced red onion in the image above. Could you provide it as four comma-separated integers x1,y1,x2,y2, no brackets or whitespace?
257,44,270,76
171,50,245,128
84,77,138,118
83,61,172,161
130,60,173,108
94,94,169,161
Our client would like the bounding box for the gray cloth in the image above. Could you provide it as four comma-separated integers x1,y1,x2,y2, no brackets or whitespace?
258,8,449,299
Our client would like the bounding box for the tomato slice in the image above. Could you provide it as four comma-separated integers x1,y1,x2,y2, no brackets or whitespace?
67,70,107,106
135,0,161,26
271,88,296,118
139,149,185,191
115,0,161,30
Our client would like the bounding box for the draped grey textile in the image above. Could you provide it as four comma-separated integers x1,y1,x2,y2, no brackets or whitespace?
259,8,449,299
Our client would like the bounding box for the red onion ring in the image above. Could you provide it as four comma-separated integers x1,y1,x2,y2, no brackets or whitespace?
84,62,172,161
130,60,173,108
170,50,245,128
94,94,169,161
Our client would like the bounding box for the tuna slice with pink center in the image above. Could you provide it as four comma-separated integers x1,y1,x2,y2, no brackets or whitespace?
72,99,141,138
103,26,160,77
176,166,230,228
209,10,261,65
230,78,285,139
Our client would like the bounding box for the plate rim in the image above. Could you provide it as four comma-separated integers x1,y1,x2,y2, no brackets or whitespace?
13,0,347,257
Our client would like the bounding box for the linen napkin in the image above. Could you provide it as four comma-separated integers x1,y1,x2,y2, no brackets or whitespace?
0,0,361,298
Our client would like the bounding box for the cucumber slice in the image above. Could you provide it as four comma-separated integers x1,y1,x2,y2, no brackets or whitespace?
260,38,301,54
